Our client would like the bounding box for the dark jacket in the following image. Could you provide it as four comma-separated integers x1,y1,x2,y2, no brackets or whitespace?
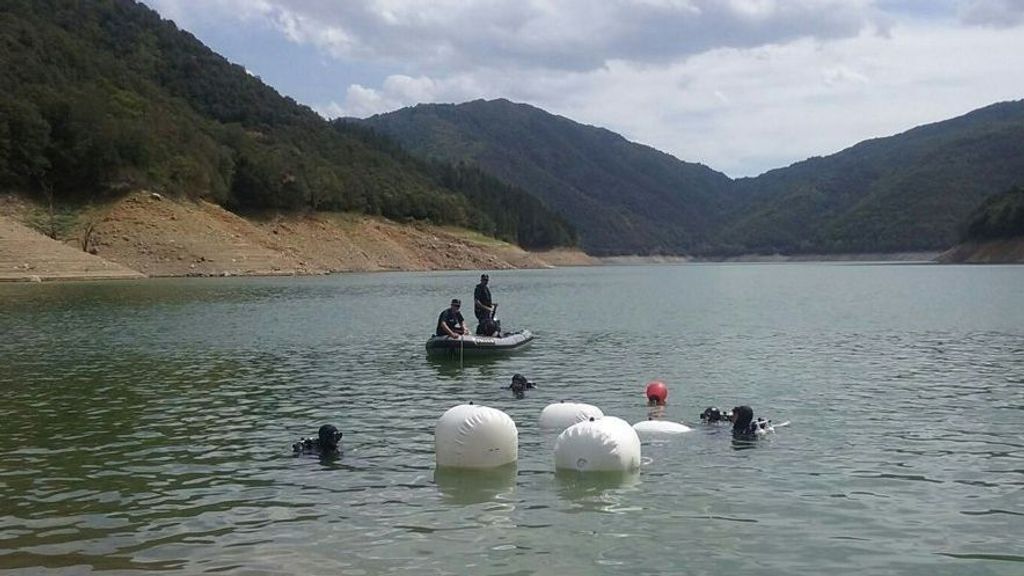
474,282,492,318
436,308,465,336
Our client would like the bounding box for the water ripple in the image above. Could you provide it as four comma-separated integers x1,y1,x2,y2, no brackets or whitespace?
1,266,1022,575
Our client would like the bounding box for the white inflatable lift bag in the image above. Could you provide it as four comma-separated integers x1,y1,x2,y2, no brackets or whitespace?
435,404,518,469
554,416,641,472
539,402,605,431
632,419,692,439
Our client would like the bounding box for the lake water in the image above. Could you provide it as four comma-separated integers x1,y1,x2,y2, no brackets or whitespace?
1,264,1022,575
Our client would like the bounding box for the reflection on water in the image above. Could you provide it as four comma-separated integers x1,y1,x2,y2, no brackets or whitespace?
424,352,509,380
646,405,666,419
1,265,1023,575
554,470,642,513
434,465,518,505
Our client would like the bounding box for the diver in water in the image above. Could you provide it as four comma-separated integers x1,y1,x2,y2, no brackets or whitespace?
293,424,343,455
729,405,774,438
508,373,536,399
699,407,729,423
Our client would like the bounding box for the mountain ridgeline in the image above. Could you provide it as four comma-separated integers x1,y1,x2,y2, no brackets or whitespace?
0,0,575,249
357,100,736,256
726,101,1024,254
363,99,1024,256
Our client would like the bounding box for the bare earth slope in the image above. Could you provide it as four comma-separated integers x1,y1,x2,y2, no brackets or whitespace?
936,239,1024,263
0,192,596,281
0,216,144,281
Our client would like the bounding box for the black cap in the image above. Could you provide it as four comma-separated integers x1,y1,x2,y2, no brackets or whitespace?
451,298,461,306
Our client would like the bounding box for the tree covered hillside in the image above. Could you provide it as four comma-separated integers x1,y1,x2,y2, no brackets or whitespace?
0,0,575,249
361,99,735,256
721,101,1024,254
365,98,1024,256
962,185,1024,241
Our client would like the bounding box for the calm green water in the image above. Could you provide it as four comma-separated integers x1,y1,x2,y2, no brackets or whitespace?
1,264,1022,575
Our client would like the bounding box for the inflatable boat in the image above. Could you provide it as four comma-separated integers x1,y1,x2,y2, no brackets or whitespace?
425,330,534,357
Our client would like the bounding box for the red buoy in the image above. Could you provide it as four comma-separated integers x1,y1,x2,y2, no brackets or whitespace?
645,380,668,405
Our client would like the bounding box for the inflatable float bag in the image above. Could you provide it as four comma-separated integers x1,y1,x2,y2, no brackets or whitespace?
435,404,518,469
633,419,692,439
554,416,641,473
539,401,605,431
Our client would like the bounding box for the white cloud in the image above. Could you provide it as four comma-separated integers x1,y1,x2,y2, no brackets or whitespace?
580,23,1024,176
145,0,273,28
320,75,483,118
145,1,1024,177
823,65,870,87
324,19,1024,175
958,0,1024,27
151,0,883,72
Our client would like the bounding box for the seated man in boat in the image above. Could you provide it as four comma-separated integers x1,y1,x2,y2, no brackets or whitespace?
436,298,467,338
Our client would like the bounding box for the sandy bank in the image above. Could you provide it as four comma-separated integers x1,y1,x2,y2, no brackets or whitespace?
706,251,941,263
0,215,145,282
936,239,1024,263
0,192,596,282
599,251,940,265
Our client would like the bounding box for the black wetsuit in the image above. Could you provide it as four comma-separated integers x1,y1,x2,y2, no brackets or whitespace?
509,374,536,399
731,406,770,438
436,308,465,337
293,425,342,455
293,437,340,455
700,407,728,423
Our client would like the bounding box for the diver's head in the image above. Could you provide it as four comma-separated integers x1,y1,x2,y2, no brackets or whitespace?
318,424,343,450
700,407,724,422
480,273,489,284
510,373,531,398
730,405,753,431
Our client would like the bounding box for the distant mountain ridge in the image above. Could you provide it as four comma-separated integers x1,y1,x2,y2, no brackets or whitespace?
724,100,1024,254
359,99,735,255
363,98,1024,256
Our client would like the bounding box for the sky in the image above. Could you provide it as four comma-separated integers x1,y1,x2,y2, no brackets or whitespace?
145,0,1024,178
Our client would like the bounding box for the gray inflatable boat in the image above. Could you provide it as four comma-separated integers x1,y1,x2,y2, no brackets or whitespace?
425,330,534,357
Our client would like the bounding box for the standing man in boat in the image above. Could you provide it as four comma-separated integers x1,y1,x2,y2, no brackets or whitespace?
474,274,497,335
436,298,467,338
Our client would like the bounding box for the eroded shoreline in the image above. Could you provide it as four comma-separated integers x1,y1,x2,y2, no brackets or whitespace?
6,192,1021,284
0,192,597,282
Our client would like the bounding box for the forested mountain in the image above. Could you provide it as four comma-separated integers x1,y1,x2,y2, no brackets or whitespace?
2,0,1019,257
962,185,1024,241
722,101,1024,254
0,0,575,249
365,99,1024,256
359,100,735,255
